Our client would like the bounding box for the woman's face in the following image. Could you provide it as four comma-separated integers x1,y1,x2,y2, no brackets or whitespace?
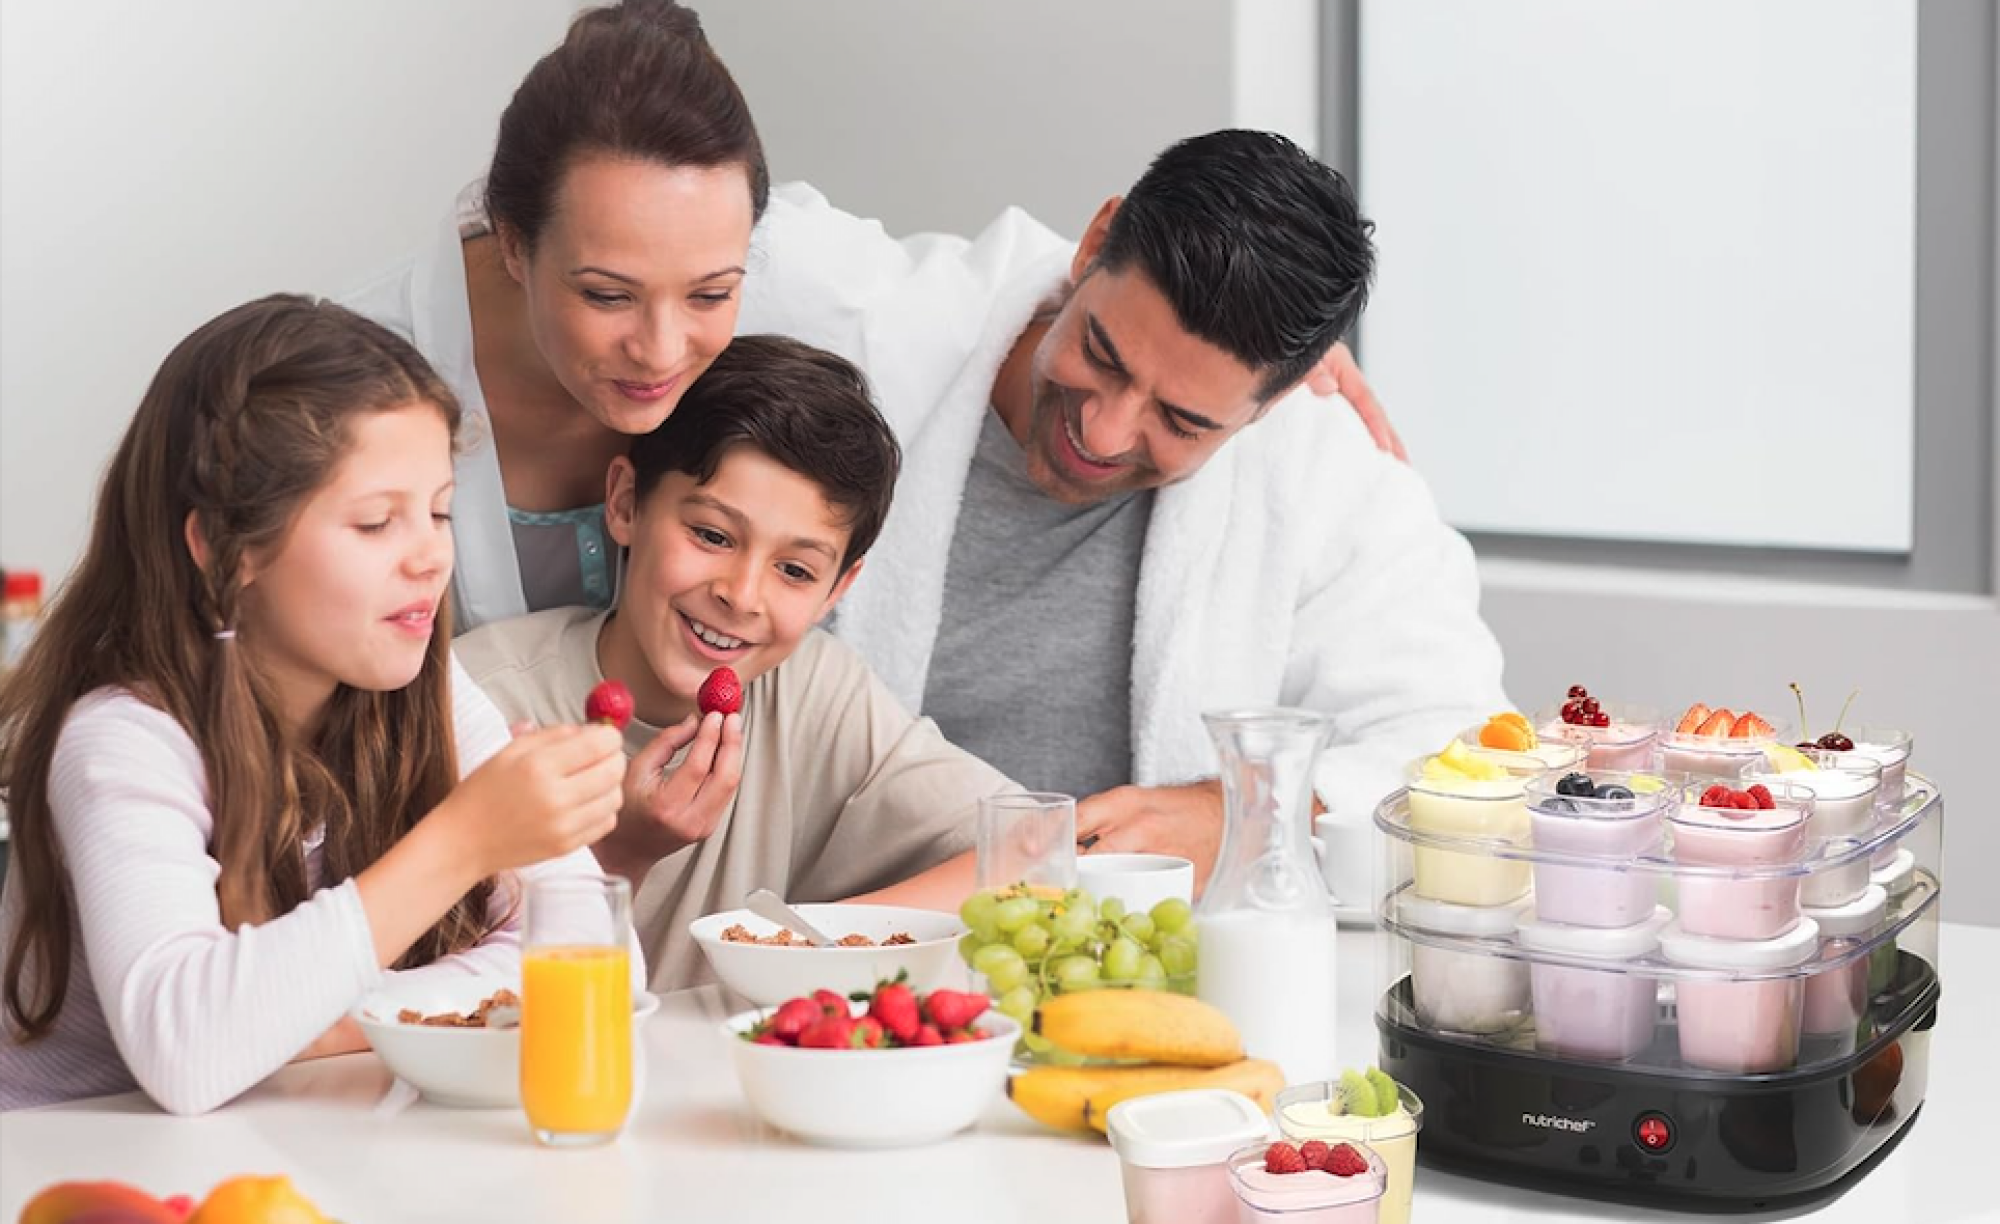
504,154,757,435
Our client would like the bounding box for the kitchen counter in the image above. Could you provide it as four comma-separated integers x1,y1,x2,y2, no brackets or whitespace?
2,924,1990,1223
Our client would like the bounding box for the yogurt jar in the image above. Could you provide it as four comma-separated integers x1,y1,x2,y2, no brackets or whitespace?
1275,1083,1423,1224
1660,918,1820,1073
1401,894,1531,1035
1227,1140,1388,1224
1850,727,1914,869
1746,751,1880,908
1668,781,1811,940
1525,771,1673,928
1457,719,1589,776
1800,886,1888,1042
1516,906,1672,1062
1536,704,1661,773
1108,1089,1277,1224
1658,710,1783,779
1405,744,1539,907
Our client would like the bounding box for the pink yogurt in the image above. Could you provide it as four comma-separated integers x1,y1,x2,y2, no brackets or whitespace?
1517,906,1670,1061
1526,771,1672,928
1801,886,1887,1040
1669,782,1811,940
1657,715,1782,778
1536,704,1660,772
1228,1142,1387,1224
1662,918,1820,1073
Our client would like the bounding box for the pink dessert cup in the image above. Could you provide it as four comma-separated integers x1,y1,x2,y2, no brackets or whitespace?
1748,751,1879,908
1801,886,1888,1043
1525,771,1673,929
1536,703,1661,773
1228,1140,1387,1224
1668,781,1811,940
1661,918,1818,1073
1658,709,1784,779
1517,906,1670,1062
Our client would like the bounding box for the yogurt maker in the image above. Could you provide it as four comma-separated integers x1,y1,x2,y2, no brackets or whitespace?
1370,757,1942,1210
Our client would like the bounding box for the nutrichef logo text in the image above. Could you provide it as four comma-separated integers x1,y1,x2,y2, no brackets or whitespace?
1521,1112,1596,1133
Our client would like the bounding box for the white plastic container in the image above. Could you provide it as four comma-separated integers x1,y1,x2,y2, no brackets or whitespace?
1108,1089,1275,1224
1516,906,1671,1062
1748,751,1880,908
1801,886,1888,1039
1660,918,1820,1073
1401,894,1531,1035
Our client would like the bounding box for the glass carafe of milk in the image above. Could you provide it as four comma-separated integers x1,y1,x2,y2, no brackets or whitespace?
1196,708,1338,1085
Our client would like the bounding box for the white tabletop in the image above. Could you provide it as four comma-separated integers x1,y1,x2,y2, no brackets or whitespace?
2,925,1992,1224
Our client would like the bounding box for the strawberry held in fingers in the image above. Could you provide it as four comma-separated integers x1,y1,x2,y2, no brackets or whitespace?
698,666,743,716
585,679,634,729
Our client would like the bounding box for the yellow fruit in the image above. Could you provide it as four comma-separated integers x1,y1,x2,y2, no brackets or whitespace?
1763,744,1819,773
1035,990,1242,1067
188,1175,330,1224
1477,712,1537,752
1006,1059,1285,1132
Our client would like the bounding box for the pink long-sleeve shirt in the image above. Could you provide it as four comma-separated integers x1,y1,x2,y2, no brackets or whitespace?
0,658,609,1113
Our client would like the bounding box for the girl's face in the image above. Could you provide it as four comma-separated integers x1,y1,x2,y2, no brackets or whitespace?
237,402,456,729
504,155,756,435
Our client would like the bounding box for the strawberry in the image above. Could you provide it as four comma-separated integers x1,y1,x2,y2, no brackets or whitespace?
798,1014,858,1049
812,988,848,1016
1299,1140,1332,1171
770,997,822,1043
753,1031,787,1046
912,1024,944,1047
1747,784,1776,810
852,1016,887,1048
1732,712,1776,739
869,983,923,1045
1694,709,1737,738
698,667,743,717
1324,1143,1371,1177
1264,1142,1308,1175
584,679,634,729
946,1028,983,1044
1675,704,1713,734
923,989,990,1030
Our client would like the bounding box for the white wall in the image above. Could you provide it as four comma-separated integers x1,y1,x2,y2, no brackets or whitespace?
699,0,1317,241
0,0,581,583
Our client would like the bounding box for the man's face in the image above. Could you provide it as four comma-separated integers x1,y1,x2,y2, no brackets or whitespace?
1020,260,1274,506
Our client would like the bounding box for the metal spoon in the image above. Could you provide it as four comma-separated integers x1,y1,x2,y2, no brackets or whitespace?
745,888,838,948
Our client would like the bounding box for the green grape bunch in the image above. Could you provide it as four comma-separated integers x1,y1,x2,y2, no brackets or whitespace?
957,884,1199,1025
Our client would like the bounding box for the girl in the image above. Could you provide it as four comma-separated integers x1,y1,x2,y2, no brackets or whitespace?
0,296,626,1114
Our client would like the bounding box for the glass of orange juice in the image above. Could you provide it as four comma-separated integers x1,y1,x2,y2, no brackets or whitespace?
521,875,634,1148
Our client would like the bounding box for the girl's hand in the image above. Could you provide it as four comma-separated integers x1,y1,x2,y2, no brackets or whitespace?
442,723,624,877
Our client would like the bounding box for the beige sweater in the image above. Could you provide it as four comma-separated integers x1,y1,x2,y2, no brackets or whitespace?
456,608,1014,992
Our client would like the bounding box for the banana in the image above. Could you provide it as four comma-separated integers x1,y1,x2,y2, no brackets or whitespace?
1005,1059,1285,1132
1034,990,1243,1067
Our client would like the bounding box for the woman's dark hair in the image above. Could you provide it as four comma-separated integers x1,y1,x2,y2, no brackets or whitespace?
486,0,770,249
627,335,900,573
1095,129,1376,401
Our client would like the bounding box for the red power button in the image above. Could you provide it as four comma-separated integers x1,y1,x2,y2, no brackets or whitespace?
1635,1114,1674,1153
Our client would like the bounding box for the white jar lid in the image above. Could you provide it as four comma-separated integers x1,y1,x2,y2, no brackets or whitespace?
1399,892,1532,938
1871,848,1916,898
1658,917,1821,970
1107,1088,1274,1170
1802,885,1887,938
1516,906,1673,960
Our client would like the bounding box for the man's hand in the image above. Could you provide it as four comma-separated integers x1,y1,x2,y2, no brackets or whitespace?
596,711,745,886
1305,341,1406,463
1076,780,1227,895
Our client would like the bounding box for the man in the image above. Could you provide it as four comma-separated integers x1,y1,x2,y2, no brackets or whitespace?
733,129,1509,880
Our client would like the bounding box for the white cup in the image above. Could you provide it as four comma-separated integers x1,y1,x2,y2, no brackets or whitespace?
1076,853,1195,916
1314,811,1374,910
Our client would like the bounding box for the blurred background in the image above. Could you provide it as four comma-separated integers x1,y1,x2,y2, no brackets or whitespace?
2,1,1993,919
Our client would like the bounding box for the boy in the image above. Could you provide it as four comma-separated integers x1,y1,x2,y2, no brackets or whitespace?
456,336,1009,992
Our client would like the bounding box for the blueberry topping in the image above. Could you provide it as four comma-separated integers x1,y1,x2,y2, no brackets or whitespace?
1596,784,1635,801
1555,772,1596,797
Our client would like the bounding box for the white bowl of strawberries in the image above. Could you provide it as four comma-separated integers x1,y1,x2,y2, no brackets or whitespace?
724,979,1018,1147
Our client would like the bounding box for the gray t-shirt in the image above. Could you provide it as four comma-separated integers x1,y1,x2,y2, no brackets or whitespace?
922,410,1152,797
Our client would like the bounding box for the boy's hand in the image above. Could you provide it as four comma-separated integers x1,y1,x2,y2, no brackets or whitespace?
599,711,745,884
1076,780,1226,896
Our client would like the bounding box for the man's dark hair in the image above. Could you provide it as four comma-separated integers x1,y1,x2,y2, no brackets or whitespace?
628,335,900,573
1095,129,1376,401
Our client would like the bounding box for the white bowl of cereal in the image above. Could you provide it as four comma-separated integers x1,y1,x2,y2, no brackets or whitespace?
689,903,966,1006
352,974,658,1109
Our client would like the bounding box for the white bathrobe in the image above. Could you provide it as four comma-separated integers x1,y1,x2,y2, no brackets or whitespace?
738,184,1512,822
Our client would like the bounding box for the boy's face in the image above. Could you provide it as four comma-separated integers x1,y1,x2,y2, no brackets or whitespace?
605,445,862,719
